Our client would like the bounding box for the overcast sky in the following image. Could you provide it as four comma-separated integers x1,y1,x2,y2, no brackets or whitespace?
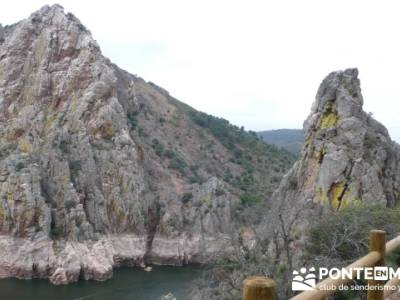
1,0,399,141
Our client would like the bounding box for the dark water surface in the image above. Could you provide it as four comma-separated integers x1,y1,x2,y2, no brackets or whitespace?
0,266,202,300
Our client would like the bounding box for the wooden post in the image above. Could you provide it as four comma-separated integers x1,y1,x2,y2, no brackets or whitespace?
243,276,277,300
368,230,386,300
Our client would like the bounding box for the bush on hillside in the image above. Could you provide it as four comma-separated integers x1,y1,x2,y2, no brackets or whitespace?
188,203,400,299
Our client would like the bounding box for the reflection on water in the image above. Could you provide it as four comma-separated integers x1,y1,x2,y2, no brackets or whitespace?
0,265,202,300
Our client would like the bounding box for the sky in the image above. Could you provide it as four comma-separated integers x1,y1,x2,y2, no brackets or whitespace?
1,0,400,141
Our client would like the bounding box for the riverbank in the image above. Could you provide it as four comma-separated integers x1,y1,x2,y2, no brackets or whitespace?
0,234,231,285
0,265,202,300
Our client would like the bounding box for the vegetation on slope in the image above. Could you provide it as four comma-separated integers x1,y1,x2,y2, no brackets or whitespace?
167,96,297,207
189,203,400,299
258,129,304,154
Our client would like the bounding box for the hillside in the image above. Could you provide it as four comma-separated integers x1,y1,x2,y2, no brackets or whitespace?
258,129,304,154
0,5,295,284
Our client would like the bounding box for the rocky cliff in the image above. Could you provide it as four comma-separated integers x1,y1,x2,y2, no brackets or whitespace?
272,68,400,214
0,5,294,284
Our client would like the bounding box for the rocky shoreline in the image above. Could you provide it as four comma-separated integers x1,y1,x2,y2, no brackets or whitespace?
0,234,231,285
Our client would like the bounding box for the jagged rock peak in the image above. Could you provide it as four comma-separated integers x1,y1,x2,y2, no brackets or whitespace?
31,4,65,16
273,68,400,212
27,4,87,30
304,68,363,133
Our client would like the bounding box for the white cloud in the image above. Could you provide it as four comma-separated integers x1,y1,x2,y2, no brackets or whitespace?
1,0,399,141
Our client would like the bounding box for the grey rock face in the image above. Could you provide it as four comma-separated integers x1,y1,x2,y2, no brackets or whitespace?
0,4,145,240
0,5,246,283
273,68,400,212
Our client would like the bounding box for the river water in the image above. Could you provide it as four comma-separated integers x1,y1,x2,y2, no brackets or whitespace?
0,265,202,300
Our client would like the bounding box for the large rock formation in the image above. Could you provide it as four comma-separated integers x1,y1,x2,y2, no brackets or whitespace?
273,68,400,213
0,5,293,284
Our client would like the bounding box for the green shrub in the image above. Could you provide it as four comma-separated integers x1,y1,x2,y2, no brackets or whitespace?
306,203,400,261
189,174,205,184
271,176,280,183
240,193,261,206
0,143,17,160
65,200,77,211
127,112,138,130
181,192,193,204
215,188,225,197
163,149,176,159
50,225,63,238
15,161,25,171
69,160,82,184
233,149,243,159
151,139,164,156
223,171,233,183
169,156,187,175
59,140,69,153
188,166,205,184
304,203,400,299
69,160,82,171
237,172,255,191
190,165,199,171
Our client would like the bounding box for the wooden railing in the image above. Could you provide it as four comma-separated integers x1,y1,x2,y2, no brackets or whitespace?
242,230,400,300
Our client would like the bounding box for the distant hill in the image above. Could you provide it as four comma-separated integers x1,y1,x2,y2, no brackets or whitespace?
258,129,304,154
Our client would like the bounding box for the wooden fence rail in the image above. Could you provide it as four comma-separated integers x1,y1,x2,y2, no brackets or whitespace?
242,230,400,300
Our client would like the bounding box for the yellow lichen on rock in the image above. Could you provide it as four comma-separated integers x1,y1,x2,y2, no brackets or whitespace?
320,112,337,129
315,147,326,163
18,138,33,153
316,182,353,210
109,198,126,225
0,63,5,81
328,182,346,210
304,132,313,149
5,128,25,142
18,208,35,235
46,114,57,129
0,204,5,226
303,161,319,191
319,101,338,129
316,187,329,204
71,93,79,112
110,198,118,213
339,189,362,209
6,190,14,203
